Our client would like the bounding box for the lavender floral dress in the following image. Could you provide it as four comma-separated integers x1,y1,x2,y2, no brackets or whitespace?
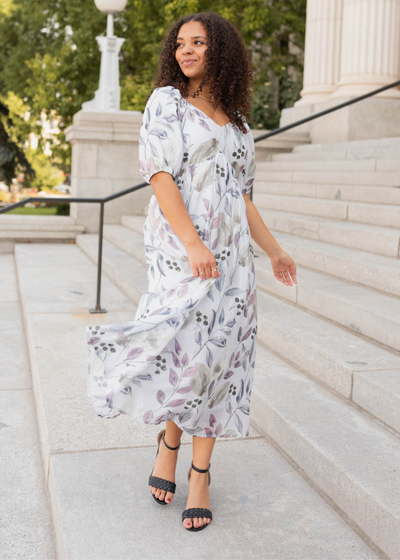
86,85,257,438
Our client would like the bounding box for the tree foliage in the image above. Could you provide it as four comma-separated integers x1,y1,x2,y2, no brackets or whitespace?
0,98,35,187
24,146,65,190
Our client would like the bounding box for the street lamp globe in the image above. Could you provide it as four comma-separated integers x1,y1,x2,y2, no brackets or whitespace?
94,0,127,14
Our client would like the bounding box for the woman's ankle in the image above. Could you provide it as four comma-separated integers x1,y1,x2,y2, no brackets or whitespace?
164,422,183,447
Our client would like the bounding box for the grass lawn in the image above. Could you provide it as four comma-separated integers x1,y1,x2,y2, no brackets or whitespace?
6,207,58,215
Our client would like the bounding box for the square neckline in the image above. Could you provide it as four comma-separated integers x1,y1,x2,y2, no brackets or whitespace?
177,89,232,129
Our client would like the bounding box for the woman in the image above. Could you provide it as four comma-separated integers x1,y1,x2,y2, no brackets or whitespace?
86,11,297,532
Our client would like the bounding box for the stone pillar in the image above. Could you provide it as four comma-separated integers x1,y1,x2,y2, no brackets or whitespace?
296,0,344,105
331,0,400,99
280,0,400,142
295,0,343,105
65,110,152,233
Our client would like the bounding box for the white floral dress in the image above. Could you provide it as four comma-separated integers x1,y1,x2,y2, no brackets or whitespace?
86,85,257,438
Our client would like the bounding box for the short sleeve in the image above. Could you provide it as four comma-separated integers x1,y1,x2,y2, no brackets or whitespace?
240,121,256,196
138,87,184,183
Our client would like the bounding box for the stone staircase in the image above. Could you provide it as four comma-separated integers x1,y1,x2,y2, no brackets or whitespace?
76,135,400,558
12,242,379,560
5,134,400,559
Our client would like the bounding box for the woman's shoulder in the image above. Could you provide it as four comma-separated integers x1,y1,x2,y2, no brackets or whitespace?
143,86,183,128
144,86,182,118
148,85,182,103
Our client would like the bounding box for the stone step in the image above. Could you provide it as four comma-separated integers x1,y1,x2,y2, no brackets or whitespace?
0,214,85,253
121,214,146,233
254,181,400,206
251,344,400,560
0,254,55,559
273,147,400,161
267,231,400,297
258,159,400,172
75,232,148,305
14,243,377,559
50,433,379,560
257,209,400,257
256,290,400,434
253,130,311,153
254,169,400,186
293,135,400,152
258,159,400,171
256,255,400,353
77,228,400,434
0,214,81,228
74,234,400,558
253,192,400,228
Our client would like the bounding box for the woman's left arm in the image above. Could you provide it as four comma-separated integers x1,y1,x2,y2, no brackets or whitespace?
243,194,298,287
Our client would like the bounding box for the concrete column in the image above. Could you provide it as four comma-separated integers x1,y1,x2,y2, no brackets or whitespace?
65,110,152,233
296,0,344,105
331,0,400,98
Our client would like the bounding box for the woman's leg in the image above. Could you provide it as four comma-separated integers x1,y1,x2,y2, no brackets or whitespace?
183,435,216,529
149,420,183,503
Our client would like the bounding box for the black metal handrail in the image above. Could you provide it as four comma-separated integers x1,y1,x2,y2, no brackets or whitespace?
1,78,400,313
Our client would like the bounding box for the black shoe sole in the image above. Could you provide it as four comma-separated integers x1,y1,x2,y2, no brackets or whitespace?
152,493,169,505
184,522,211,531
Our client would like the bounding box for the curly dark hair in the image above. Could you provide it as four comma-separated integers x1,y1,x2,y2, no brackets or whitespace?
151,11,255,134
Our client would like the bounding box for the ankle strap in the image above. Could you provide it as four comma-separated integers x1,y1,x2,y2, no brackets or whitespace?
191,461,211,473
162,432,180,451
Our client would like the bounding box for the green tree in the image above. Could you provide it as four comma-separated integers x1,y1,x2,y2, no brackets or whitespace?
0,98,35,189
24,147,65,191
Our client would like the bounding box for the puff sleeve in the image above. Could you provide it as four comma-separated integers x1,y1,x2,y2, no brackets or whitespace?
240,121,256,196
138,87,184,183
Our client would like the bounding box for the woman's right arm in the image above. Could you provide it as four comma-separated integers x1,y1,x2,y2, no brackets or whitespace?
150,171,221,280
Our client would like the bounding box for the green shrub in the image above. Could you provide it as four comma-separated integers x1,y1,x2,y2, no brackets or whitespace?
55,202,70,215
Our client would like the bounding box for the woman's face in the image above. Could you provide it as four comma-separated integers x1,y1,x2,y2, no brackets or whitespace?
175,21,208,79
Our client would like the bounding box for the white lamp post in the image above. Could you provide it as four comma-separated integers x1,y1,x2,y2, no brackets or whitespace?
82,0,127,112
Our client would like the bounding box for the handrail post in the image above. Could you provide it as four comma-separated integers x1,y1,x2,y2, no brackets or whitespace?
89,201,107,313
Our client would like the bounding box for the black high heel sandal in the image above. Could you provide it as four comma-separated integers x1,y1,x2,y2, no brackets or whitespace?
148,428,181,505
182,462,212,531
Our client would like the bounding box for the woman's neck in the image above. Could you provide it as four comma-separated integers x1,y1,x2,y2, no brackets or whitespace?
187,80,213,101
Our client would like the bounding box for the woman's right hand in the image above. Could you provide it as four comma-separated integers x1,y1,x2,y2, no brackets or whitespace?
185,239,221,279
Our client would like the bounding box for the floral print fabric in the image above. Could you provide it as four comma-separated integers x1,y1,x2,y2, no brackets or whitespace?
86,85,257,438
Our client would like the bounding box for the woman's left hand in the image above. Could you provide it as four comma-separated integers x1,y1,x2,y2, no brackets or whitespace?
270,251,298,287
